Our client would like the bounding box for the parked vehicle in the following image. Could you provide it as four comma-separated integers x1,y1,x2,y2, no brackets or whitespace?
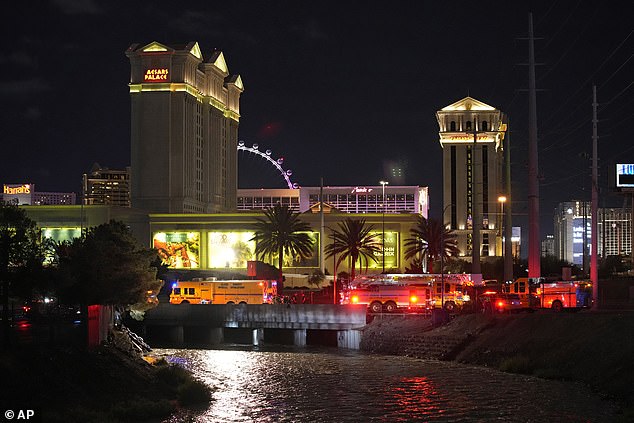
478,292,527,314
169,279,276,305
343,284,431,313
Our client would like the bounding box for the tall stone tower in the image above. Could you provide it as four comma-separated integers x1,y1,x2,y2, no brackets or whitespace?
436,97,507,260
126,41,243,213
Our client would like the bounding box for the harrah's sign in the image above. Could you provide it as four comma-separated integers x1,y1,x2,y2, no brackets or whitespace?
4,184,31,195
144,68,169,82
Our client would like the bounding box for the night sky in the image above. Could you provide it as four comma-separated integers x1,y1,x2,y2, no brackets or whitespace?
3,1,634,254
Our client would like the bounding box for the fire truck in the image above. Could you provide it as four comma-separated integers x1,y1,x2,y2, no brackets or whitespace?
169,279,276,305
345,273,480,312
535,280,592,311
343,284,431,313
499,278,592,312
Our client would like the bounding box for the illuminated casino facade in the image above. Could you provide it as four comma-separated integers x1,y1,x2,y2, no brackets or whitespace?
437,97,507,259
237,185,428,216
23,206,420,276
126,41,243,214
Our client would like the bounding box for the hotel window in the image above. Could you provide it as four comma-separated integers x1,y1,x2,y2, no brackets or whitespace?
481,120,488,131
450,121,456,131
466,120,472,131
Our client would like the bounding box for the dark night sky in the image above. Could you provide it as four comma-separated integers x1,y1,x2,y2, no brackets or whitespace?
3,1,634,255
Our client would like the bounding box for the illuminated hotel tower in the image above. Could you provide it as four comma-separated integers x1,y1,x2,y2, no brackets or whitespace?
126,41,244,213
436,97,507,260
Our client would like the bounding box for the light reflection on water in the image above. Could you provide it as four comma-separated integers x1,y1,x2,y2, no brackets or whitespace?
157,345,618,422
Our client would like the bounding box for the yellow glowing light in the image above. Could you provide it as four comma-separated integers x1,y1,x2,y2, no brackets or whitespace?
440,97,496,112
142,41,168,52
212,51,229,73
190,42,202,59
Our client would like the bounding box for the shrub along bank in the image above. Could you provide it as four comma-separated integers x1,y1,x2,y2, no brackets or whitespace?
1,329,212,422
361,311,634,414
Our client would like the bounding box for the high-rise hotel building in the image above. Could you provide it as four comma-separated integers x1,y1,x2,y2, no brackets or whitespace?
126,41,243,213
436,97,507,259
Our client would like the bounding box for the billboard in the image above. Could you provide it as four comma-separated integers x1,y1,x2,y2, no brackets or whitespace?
368,231,398,270
41,227,82,264
284,232,319,268
42,227,82,242
208,231,256,268
153,232,200,268
616,164,634,188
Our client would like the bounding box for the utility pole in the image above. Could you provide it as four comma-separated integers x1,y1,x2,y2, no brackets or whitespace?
527,12,541,279
504,117,513,282
591,85,599,308
320,177,325,276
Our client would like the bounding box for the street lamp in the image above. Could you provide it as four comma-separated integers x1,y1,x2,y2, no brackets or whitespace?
380,181,389,273
498,195,507,279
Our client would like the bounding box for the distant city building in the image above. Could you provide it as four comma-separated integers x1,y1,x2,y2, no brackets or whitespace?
542,234,555,257
237,188,300,212
237,185,429,217
126,41,244,213
511,226,521,260
436,97,507,258
82,164,131,207
2,183,76,205
553,201,632,267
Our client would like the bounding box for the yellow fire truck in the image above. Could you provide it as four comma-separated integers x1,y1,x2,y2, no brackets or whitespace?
169,279,276,305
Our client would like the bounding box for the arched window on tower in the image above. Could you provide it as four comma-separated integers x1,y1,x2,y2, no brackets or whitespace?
466,120,472,131
450,121,456,131
481,120,488,131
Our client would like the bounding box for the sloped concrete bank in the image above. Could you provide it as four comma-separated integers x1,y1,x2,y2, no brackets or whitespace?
360,311,634,413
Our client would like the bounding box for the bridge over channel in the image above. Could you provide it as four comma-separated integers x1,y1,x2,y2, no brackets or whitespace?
142,303,368,349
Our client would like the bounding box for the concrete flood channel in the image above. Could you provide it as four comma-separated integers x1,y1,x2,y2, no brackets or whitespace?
137,305,624,421
155,346,619,422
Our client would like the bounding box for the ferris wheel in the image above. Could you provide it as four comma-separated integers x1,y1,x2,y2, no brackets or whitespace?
237,141,298,189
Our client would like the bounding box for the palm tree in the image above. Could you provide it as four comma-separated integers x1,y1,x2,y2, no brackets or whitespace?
250,204,314,282
325,218,381,282
404,216,459,273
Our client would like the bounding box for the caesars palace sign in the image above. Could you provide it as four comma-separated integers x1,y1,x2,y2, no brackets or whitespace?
144,68,169,82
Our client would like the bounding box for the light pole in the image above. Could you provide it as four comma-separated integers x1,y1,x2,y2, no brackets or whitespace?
498,195,507,281
380,181,389,273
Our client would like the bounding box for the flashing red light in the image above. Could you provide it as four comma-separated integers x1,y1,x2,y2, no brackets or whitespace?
258,282,264,286
497,301,505,308
410,295,418,303
351,295,359,304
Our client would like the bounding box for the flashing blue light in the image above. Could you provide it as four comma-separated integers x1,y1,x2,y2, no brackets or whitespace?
172,282,177,288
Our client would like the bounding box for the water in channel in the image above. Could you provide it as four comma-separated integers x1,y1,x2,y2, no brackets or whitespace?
156,345,619,422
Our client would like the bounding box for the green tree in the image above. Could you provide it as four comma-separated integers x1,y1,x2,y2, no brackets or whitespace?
404,216,459,273
325,218,381,282
250,204,314,283
1,204,46,347
54,220,162,316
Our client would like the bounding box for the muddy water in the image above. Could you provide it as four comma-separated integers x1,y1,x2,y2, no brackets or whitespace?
157,346,619,422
